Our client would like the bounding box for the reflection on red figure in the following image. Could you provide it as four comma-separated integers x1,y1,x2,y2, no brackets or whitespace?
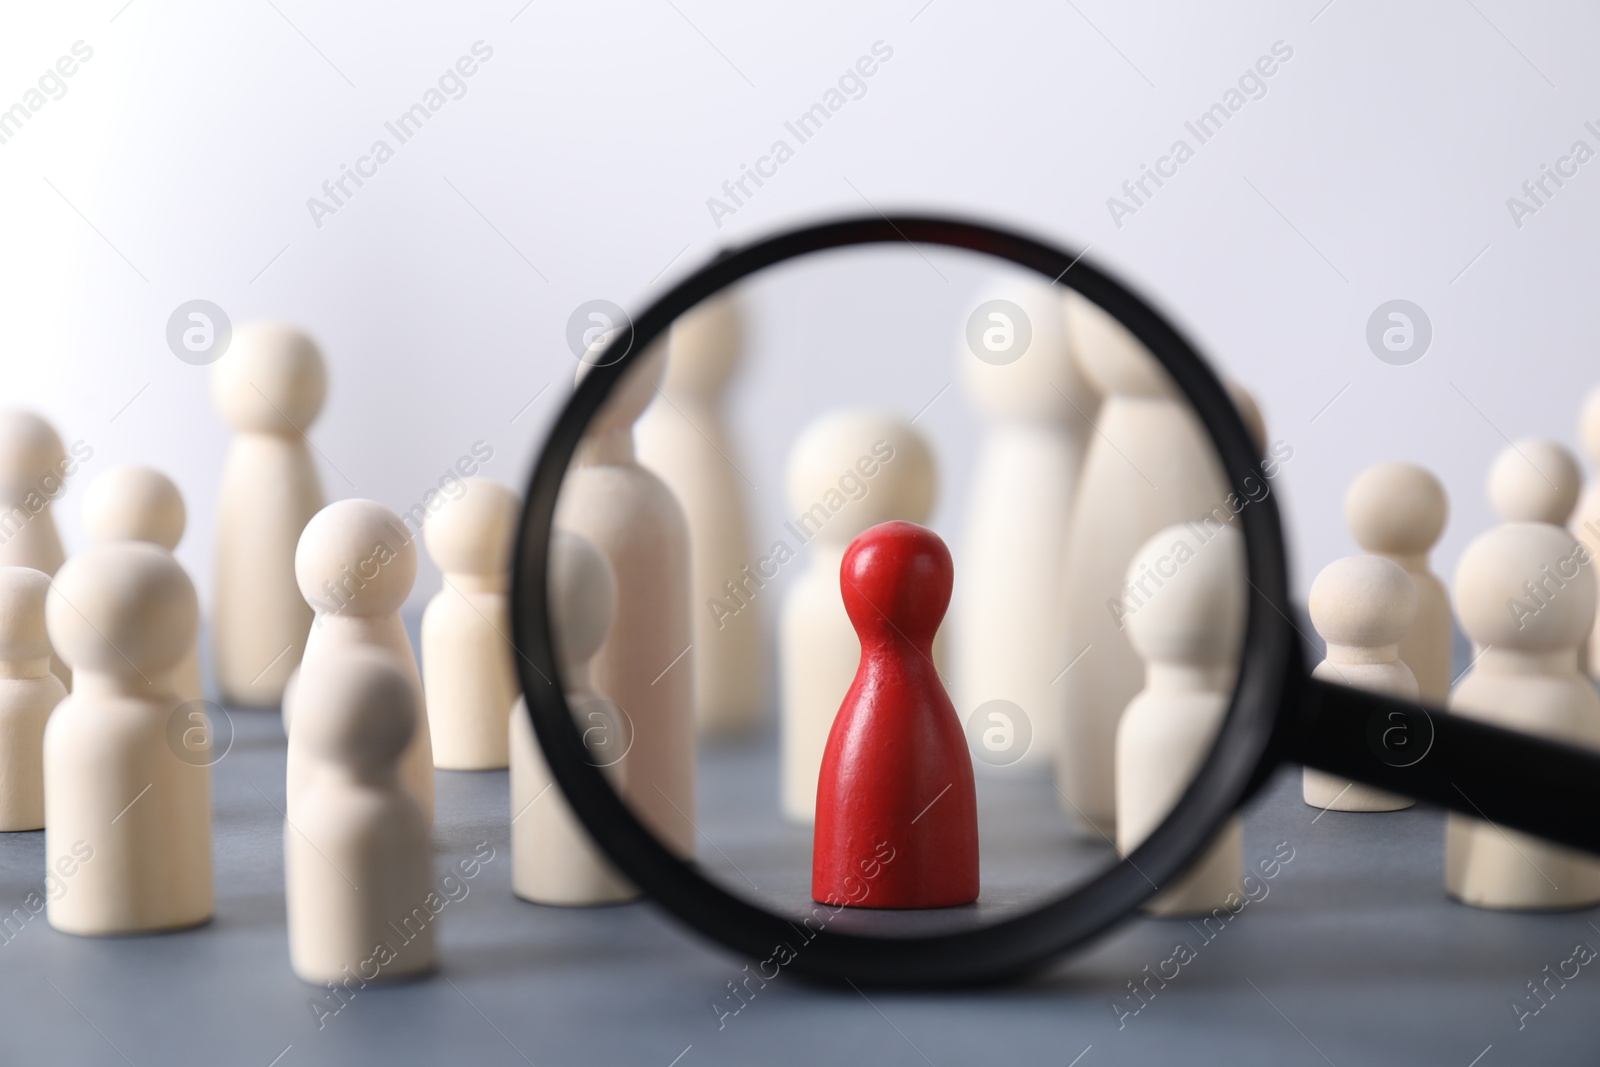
812,521,979,908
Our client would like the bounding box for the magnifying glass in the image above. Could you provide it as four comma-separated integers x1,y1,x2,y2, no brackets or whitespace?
511,214,1600,986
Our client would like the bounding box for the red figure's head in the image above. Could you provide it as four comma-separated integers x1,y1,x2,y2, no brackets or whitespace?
840,521,952,650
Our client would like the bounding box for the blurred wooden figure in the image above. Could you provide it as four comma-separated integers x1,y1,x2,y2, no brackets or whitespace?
0,410,74,685
511,530,636,905
1569,388,1600,677
1057,294,1256,836
1447,522,1600,909
1489,439,1580,526
44,543,210,934
956,278,1098,772
212,322,326,707
637,291,766,735
1302,555,1418,812
0,567,66,831
288,499,433,825
1488,438,1582,670
421,477,520,770
779,410,936,823
286,648,435,983
1345,462,1452,704
83,464,203,704
1116,524,1245,914
555,341,696,857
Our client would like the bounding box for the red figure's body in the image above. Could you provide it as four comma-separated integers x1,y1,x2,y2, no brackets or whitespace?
812,521,979,908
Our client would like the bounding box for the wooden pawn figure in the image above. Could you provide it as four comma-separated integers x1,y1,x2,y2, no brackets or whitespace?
44,542,211,934
287,500,433,825
956,277,1098,772
1302,556,1418,812
1116,523,1245,914
0,568,66,831
813,521,977,908
421,478,520,770
1488,439,1585,668
286,647,435,983
511,530,636,905
637,291,765,735
1569,387,1600,676
82,465,203,704
555,341,696,857
212,322,326,707
1488,439,1580,526
0,410,75,686
1345,462,1452,703
780,411,936,823
1056,293,1254,836
1447,522,1600,909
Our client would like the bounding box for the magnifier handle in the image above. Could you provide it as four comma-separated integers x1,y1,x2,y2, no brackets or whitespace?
1296,677,1600,856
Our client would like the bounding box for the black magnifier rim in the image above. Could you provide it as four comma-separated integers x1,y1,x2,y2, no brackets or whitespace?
511,214,1296,987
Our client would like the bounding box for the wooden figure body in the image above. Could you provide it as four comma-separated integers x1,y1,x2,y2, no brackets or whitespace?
956,278,1098,772
0,567,66,831
1345,461,1452,704
637,291,765,735
511,530,636,905
421,477,520,770
1056,295,1243,836
43,542,210,935
1302,555,1418,812
780,411,937,824
211,322,326,707
288,499,433,825
286,648,435,983
0,410,72,685
1446,521,1600,909
813,521,977,909
83,464,203,704
555,342,697,857
1115,524,1245,914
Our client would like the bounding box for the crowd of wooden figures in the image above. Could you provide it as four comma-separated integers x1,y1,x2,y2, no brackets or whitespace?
0,277,1597,985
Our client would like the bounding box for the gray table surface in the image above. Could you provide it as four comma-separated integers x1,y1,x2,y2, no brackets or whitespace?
2,629,1596,1067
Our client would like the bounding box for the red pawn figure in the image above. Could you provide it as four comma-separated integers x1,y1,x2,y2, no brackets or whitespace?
812,520,978,908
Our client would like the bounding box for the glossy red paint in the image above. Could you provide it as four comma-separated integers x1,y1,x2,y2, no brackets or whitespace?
811,520,979,909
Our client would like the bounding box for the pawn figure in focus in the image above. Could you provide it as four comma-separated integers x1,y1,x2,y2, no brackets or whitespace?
286,648,435,983
1568,387,1600,676
1302,556,1418,812
1447,522,1600,909
212,323,327,706
0,410,75,685
0,568,66,831
1345,462,1452,704
83,465,203,703
813,521,977,908
956,277,1098,772
1115,524,1245,914
1488,439,1580,526
555,342,696,857
44,543,210,934
512,530,636,905
421,478,521,770
637,291,766,735
780,411,938,823
288,500,433,825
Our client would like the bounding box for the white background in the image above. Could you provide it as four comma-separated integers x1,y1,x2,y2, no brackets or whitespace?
2,0,1597,613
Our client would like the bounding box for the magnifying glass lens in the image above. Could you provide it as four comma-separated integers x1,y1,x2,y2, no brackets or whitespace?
530,243,1261,942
